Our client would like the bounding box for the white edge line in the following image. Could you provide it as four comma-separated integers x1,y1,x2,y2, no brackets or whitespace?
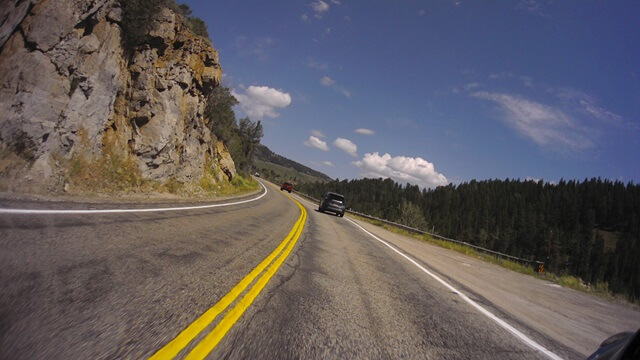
0,181,268,215
345,218,564,360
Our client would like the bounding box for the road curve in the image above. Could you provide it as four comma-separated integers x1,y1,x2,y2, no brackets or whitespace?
0,182,297,359
1,181,636,359
210,191,580,360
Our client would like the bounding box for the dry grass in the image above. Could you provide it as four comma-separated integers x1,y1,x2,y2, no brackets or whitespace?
0,148,31,192
348,213,639,305
63,128,259,198
66,129,146,192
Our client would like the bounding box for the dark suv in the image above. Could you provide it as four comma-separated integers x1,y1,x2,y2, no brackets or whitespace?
280,182,293,193
318,192,346,217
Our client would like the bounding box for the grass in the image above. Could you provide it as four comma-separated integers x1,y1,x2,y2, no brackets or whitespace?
347,212,638,305
65,128,146,193
213,174,260,196
0,147,32,192
200,154,260,196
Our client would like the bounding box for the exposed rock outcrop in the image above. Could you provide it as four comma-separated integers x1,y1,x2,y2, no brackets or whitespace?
0,0,236,194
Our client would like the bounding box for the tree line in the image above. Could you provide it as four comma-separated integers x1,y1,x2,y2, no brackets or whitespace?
298,177,640,300
205,86,263,174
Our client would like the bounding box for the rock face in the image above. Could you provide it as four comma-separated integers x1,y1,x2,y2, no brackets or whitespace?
0,0,236,193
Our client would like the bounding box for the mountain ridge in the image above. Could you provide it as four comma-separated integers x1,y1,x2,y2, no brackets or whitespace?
254,144,332,182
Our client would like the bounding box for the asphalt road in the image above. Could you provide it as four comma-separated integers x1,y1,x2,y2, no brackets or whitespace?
1,180,637,359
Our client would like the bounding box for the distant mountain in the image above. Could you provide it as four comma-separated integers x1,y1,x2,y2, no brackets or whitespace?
254,144,332,182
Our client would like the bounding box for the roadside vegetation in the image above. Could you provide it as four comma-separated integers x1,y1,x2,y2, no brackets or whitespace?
0,147,32,192
348,212,639,306
205,86,263,175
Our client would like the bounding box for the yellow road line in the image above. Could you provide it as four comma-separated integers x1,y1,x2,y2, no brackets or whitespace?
185,198,306,359
149,188,306,360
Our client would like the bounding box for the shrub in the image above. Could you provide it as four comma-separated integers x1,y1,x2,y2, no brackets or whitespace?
120,0,168,55
120,1,210,55
185,17,209,39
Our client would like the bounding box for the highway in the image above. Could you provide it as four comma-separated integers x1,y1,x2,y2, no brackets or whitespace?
1,180,638,359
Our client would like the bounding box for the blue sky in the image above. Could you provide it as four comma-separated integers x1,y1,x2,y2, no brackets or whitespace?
183,0,640,188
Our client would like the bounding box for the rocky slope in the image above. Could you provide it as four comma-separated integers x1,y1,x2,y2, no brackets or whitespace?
0,0,236,195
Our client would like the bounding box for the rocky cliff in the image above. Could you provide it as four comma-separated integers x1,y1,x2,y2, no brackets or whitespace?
0,0,236,195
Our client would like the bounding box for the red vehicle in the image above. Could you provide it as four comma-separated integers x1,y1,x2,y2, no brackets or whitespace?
280,182,293,193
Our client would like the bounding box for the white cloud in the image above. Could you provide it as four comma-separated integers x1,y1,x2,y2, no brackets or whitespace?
311,1,329,13
307,58,328,71
232,86,292,119
464,82,480,90
337,86,351,98
320,76,335,87
311,129,325,138
553,88,637,130
419,9,426,16
518,0,550,17
473,91,593,152
333,138,358,157
304,136,329,151
355,128,375,135
319,76,351,98
234,36,274,60
488,72,533,87
354,152,448,189
581,101,622,124
322,161,334,166
301,14,309,22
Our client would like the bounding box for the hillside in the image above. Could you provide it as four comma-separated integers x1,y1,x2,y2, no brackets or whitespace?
254,144,332,183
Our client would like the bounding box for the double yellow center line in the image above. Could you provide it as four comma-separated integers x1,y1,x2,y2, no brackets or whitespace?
150,192,307,359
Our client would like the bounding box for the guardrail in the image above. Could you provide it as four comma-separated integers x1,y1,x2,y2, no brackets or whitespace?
262,178,545,272
348,209,544,269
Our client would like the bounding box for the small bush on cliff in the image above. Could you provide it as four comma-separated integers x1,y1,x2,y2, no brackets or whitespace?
184,17,209,39
121,0,210,55
120,0,168,54
173,3,210,38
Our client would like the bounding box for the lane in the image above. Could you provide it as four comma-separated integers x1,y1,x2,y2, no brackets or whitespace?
0,182,299,359
210,194,574,359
